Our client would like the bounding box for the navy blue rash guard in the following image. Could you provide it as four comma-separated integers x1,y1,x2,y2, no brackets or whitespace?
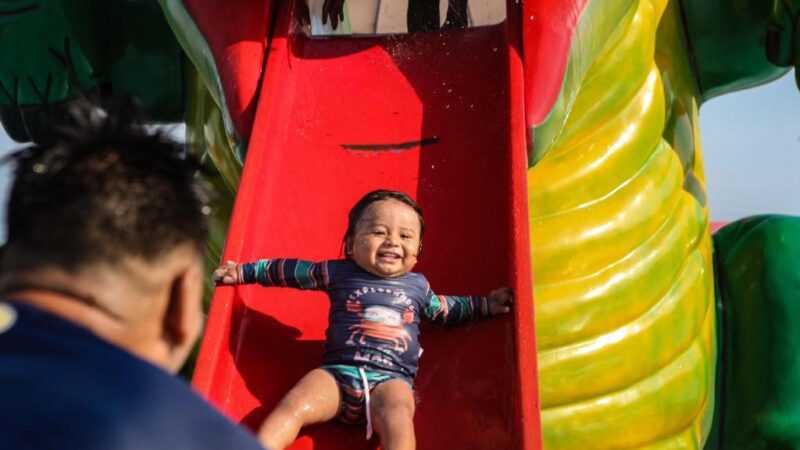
0,301,265,450
239,258,490,381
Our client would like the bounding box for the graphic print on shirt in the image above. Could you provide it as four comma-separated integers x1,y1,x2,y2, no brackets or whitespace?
345,293,413,354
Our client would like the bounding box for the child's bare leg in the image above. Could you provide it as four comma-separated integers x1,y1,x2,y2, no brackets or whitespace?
258,369,341,450
370,379,416,450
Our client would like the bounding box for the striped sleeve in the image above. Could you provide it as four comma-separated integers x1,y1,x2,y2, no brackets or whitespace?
421,287,488,326
239,259,329,290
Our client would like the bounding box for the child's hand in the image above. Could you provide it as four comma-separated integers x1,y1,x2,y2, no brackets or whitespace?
488,287,513,315
213,261,240,285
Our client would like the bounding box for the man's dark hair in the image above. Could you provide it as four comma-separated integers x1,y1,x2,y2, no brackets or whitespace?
342,189,425,258
1,104,209,274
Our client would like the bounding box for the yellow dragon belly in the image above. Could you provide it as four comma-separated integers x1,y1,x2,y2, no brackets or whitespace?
528,0,716,447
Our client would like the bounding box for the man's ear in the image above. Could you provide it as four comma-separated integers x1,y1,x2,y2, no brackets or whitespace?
162,264,203,373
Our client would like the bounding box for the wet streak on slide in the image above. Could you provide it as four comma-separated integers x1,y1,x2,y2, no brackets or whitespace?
193,1,540,448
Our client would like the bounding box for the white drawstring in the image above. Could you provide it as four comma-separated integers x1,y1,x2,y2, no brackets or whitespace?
358,367,373,440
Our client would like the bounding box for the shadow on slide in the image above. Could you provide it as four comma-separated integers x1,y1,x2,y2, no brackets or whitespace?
193,1,540,448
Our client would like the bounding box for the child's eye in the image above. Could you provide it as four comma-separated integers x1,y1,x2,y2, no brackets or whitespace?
400,234,411,240
372,230,386,236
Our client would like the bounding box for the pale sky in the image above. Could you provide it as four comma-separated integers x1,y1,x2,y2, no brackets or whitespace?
699,71,800,220
0,72,798,242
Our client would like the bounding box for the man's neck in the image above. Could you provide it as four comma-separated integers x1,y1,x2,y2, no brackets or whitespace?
1,277,123,320
0,269,169,370
6,288,128,341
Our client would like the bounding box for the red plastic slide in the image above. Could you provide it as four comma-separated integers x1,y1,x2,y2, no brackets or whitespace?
193,1,541,448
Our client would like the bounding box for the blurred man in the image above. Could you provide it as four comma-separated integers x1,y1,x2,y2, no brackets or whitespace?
0,106,265,450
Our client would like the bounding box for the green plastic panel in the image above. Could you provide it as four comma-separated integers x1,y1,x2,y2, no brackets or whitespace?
680,0,790,100
710,215,800,449
0,0,184,142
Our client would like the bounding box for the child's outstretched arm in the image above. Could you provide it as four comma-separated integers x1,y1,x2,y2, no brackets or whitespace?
214,258,330,291
422,286,513,326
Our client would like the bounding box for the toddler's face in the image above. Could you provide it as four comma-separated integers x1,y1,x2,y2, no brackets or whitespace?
349,199,422,278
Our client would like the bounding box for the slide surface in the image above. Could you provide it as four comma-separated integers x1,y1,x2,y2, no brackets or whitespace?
193,2,540,449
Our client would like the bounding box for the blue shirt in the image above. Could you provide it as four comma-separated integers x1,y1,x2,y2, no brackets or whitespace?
0,301,265,450
240,259,489,381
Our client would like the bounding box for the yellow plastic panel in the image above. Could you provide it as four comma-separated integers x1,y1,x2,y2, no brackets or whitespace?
528,0,716,447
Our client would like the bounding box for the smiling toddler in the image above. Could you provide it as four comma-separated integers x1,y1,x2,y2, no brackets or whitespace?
213,189,512,450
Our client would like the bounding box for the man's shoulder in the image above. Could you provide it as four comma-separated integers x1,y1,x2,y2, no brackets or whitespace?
0,301,263,450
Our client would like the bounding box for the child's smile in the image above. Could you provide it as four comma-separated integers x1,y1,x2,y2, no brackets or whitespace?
348,199,422,278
